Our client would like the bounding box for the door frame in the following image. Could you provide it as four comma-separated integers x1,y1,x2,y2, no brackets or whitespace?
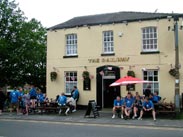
96,65,120,108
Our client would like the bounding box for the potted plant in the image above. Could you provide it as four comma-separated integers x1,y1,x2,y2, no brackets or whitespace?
82,71,90,79
169,68,177,77
127,70,135,77
50,71,57,81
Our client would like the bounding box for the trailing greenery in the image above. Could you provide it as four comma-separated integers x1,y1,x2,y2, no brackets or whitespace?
82,71,90,79
50,72,57,81
127,70,135,77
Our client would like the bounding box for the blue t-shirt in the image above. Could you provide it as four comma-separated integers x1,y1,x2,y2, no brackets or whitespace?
18,91,24,98
10,90,19,103
72,89,79,100
114,99,124,107
125,97,134,108
153,95,161,103
29,88,37,97
58,95,67,105
37,93,45,103
143,100,154,109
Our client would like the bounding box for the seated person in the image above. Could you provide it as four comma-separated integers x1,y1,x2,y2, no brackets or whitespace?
124,92,134,119
152,91,161,103
132,95,143,119
138,97,156,121
37,90,45,106
58,92,70,115
112,96,124,119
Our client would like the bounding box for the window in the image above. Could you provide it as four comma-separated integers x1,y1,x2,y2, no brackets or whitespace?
66,34,77,56
143,70,159,93
142,27,157,52
65,72,77,94
103,31,114,53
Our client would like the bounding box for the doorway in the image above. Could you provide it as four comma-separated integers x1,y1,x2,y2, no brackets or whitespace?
96,65,120,108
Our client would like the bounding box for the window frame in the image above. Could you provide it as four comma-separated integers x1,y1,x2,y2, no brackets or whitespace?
141,27,158,52
65,34,78,56
143,69,159,94
64,71,77,94
102,30,114,54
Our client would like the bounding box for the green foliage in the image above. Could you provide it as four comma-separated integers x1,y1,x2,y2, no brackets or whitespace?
127,70,135,77
50,72,57,81
0,0,46,91
82,71,90,79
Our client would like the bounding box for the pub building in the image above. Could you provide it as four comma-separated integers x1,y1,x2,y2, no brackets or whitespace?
47,12,183,108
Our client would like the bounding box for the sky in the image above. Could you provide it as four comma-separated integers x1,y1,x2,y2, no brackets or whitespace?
15,0,183,28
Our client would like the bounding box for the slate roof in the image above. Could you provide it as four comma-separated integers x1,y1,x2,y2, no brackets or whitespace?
49,11,183,30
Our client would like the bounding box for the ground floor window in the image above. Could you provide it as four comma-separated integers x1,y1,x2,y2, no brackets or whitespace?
143,70,159,94
65,71,77,94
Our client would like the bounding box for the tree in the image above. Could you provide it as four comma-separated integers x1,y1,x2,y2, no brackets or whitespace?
0,0,46,91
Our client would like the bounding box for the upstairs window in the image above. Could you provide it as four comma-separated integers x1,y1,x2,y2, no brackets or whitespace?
103,31,114,54
142,27,158,52
66,34,77,56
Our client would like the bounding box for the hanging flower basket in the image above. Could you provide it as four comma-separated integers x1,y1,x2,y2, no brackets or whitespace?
127,70,135,77
50,71,57,81
169,68,177,77
82,71,90,79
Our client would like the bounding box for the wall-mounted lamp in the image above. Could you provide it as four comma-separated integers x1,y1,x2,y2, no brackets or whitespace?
118,32,123,37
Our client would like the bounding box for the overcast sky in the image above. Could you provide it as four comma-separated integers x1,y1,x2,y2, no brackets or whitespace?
15,0,183,28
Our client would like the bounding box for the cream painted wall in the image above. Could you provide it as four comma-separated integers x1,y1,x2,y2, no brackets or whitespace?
47,18,183,105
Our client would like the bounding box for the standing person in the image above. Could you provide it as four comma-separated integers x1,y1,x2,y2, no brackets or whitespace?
112,96,124,119
138,97,156,121
18,87,24,114
9,87,19,114
143,85,151,97
0,89,6,115
71,86,79,112
22,92,30,115
29,85,37,109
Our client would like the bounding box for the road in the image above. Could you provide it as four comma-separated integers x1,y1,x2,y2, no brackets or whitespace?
0,119,183,137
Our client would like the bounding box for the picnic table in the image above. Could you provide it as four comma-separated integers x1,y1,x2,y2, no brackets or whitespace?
154,99,176,118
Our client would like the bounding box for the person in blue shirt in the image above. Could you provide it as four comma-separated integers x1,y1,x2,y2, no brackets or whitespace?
124,92,134,119
152,91,161,103
29,85,37,109
70,86,79,112
58,92,70,115
112,96,124,119
138,97,156,121
37,89,45,107
9,87,19,114
18,87,24,113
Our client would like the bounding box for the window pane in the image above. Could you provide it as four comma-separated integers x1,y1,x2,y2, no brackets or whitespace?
142,27,157,52
66,34,77,56
143,70,159,93
65,72,77,93
103,31,114,53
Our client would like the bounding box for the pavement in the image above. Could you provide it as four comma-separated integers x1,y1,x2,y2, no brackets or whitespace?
0,110,183,129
